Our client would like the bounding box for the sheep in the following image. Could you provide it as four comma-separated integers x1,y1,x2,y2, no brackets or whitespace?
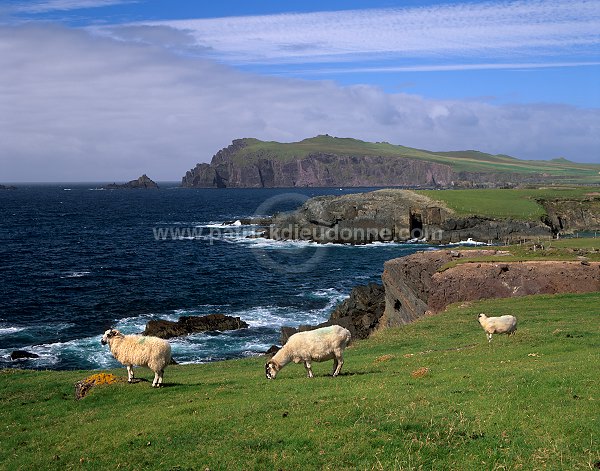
101,328,172,387
477,313,517,343
265,325,351,379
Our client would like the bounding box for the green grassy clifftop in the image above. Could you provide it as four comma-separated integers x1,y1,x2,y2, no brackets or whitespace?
182,135,600,188
2,292,598,469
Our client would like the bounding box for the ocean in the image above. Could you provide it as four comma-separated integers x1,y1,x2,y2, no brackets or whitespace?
0,185,431,370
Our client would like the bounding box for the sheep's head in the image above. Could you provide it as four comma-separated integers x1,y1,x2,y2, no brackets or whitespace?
477,313,487,324
101,328,122,345
265,361,280,380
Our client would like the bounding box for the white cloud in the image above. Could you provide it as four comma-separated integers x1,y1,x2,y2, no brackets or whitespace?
1,24,598,182
105,0,600,68
9,0,133,14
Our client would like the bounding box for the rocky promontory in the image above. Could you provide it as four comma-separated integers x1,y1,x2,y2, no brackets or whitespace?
144,314,248,339
181,135,600,188
262,188,600,245
381,249,600,327
103,174,158,190
265,189,554,244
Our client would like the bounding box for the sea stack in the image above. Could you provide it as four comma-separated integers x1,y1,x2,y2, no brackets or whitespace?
103,174,159,189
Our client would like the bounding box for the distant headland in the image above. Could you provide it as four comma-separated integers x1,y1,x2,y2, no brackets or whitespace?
181,135,600,189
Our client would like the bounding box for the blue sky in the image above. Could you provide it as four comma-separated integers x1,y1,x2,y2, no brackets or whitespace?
1,0,599,180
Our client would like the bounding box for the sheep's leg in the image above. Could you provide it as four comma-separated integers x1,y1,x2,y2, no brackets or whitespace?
332,358,339,376
487,333,493,343
304,361,314,378
152,371,160,387
127,365,134,383
332,353,344,377
157,369,164,386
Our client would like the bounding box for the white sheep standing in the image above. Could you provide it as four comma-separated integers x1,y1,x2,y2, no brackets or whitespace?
477,313,517,343
101,328,172,387
265,325,351,379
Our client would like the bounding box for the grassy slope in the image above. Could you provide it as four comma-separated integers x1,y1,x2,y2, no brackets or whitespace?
2,293,599,470
417,187,598,219
231,135,600,182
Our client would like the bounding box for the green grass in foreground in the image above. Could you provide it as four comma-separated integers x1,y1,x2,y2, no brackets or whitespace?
1,293,599,470
417,187,598,220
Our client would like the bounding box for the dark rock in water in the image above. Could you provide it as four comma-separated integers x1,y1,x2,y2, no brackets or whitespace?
264,345,280,356
280,283,385,344
10,350,39,360
103,174,159,190
329,283,386,339
144,314,249,339
0,184,17,190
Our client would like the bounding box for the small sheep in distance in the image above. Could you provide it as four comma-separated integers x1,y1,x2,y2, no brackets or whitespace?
477,313,517,343
101,328,172,387
265,325,351,379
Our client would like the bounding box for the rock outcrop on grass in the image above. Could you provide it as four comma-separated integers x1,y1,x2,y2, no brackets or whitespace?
381,249,600,326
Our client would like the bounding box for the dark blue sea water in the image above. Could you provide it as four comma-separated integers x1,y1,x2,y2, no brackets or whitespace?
0,185,432,370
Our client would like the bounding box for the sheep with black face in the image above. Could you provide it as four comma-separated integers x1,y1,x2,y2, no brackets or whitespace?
101,329,171,387
265,325,351,379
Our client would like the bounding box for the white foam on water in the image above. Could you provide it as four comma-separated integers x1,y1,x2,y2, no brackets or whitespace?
113,312,177,334
238,237,326,250
63,271,91,278
0,326,26,336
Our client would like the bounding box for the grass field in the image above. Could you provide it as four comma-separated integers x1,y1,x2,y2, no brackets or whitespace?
231,135,600,182
2,293,599,470
417,187,598,220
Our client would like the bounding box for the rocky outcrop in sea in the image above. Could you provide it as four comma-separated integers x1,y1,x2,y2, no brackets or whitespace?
103,174,158,190
143,314,249,339
280,283,386,344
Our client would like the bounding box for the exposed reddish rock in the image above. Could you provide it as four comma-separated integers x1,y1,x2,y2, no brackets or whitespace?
381,250,600,326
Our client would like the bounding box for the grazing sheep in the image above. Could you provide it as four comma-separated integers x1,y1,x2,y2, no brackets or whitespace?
477,313,517,343
101,328,171,387
265,325,351,379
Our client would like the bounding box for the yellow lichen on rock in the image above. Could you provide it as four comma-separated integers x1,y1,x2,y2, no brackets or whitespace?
75,373,122,399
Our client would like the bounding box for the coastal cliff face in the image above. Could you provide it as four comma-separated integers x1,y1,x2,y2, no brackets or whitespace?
540,197,600,233
381,250,600,327
182,139,455,188
181,136,600,188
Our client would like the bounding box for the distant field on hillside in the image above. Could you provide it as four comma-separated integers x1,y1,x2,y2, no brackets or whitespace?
1,292,598,470
440,238,600,270
418,187,597,219
232,135,600,182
